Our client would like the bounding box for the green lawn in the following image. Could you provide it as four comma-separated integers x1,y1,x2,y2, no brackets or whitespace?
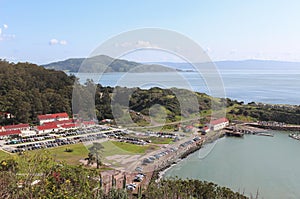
43,143,89,165
147,137,173,144
0,144,89,165
101,141,154,157
101,141,132,157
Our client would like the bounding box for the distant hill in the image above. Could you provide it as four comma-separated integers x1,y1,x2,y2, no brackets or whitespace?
43,57,300,73
148,60,300,72
43,55,176,73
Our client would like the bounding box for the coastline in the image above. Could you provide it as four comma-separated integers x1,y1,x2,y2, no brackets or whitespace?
153,131,224,183
152,123,281,182
154,128,300,199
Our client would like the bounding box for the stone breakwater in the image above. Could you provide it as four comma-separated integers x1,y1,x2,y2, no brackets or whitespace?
247,123,300,131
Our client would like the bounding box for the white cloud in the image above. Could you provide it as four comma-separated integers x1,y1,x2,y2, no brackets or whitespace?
116,40,159,49
135,40,158,48
59,40,67,45
49,38,67,46
0,35,15,41
0,24,15,42
49,38,59,45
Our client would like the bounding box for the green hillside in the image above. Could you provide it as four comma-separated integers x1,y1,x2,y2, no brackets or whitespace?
43,55,176,73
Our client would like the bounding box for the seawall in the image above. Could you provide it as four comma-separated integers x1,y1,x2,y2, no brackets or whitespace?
247,123,300,131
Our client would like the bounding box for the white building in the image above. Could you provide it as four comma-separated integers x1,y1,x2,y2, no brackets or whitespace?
38,113,69,125
0,123,31,138
209,118,229,131
1,123,30,132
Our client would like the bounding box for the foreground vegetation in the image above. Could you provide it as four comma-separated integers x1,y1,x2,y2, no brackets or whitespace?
0,150,10,160
146,178,248,199
0,151,248,199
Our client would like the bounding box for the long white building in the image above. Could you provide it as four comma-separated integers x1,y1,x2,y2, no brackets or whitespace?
209,118,229,131
38,112,69,125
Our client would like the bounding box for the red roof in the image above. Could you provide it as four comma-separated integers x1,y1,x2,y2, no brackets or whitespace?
203,126,209,130
61,123,79,129
37,124,59,131
38,113,69,120
0,129,21,136
4,123,29,130
82,121,95,126
210,118,229,125
43,119,74,126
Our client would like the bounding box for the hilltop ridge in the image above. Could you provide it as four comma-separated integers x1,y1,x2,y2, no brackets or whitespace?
43,55,176,73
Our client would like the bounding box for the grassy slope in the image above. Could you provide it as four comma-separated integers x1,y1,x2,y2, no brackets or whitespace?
102,141,152,156
0,150,11,160
1,144,88,165
148,137,173,144
226,104,257,122
38,143,89,165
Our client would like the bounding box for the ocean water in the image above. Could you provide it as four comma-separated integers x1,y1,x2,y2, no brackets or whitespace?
73,71,300,105
164,131,300,199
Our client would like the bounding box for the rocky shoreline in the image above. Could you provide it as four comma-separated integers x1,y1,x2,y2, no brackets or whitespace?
151,144,202,183
151,131,224,183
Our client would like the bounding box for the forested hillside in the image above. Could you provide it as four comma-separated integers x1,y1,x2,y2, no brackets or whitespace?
0,60,75,124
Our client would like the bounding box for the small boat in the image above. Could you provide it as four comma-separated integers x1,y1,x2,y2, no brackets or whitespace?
257,133,274,137
289,133,300,140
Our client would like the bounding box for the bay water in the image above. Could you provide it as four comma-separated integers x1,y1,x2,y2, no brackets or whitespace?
164,131,300,199
73,71,300,105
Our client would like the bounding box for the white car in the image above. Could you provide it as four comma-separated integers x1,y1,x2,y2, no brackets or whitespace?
126,183,136,190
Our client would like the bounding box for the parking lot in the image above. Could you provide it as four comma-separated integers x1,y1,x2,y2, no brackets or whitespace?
1,126,119,153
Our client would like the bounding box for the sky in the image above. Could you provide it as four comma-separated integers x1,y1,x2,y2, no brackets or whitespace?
1,0,300,64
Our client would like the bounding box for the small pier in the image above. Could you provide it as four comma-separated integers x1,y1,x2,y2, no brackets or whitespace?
225,125,273,138
225,131,244,137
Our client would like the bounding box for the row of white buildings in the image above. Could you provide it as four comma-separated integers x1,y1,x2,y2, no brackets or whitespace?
0,112,96,138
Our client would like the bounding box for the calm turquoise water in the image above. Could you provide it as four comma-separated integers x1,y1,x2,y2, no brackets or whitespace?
73,72,300,105
164,132,300,199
